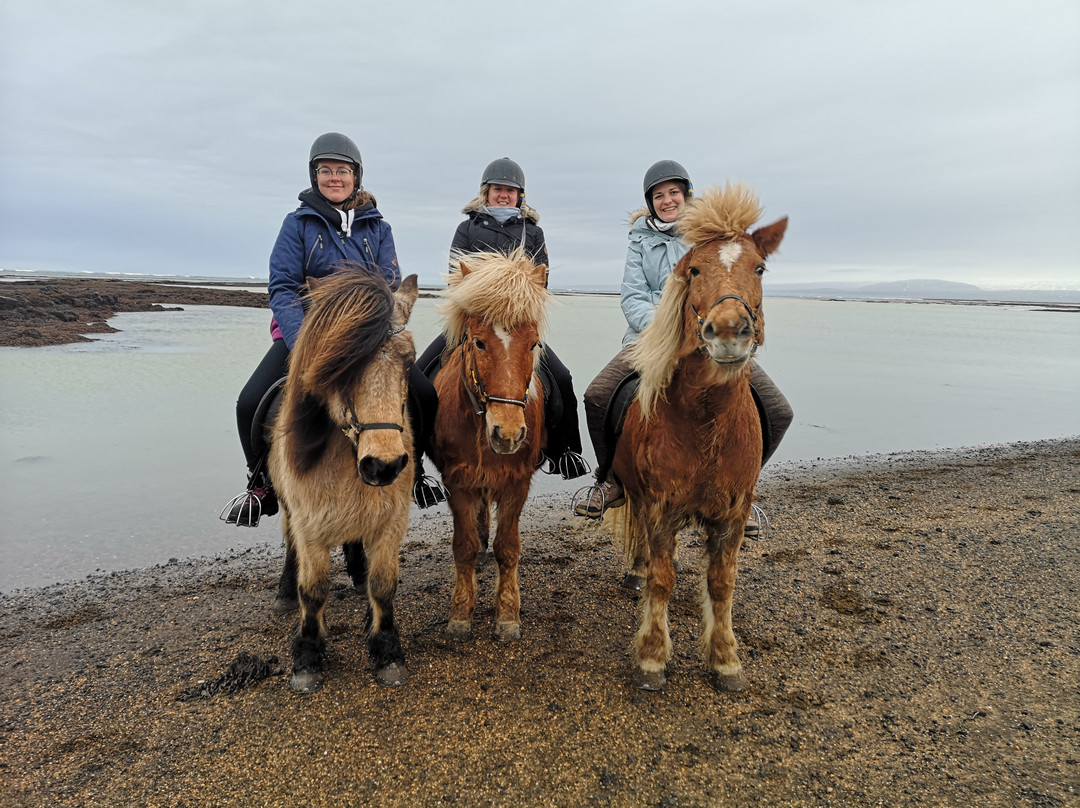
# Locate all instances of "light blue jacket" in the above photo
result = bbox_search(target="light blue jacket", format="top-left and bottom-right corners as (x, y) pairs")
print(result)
(620, 210), (689, 346)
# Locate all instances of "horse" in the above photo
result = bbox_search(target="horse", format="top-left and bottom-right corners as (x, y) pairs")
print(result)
(431, 248), (551, 642)
(267, 269), (420, 693)
(610, 183), (788, 692)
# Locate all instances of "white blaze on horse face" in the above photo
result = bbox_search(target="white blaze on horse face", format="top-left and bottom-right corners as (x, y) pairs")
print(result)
(493, 325), (513, 352)
(717, 242), (743, 273)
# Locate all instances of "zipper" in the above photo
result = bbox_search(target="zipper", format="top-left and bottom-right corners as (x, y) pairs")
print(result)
(305, 234), (324, 271)
(363, 237), (376, 268)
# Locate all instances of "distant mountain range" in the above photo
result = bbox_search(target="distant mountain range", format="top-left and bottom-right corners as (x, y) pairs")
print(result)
(764, 279), (1080, 305)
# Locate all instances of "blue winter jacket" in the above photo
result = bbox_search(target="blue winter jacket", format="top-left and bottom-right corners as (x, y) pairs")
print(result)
(620, 210), (689, 346)
(267, 193), (401, 349)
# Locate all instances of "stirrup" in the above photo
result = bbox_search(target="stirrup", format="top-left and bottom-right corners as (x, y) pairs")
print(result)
(413, 473), (447, 509)
(538, 451), (592, 480)
(572, 482), (623, 520)
(744, 503), (770, 540)
(219, 488), (266, 527)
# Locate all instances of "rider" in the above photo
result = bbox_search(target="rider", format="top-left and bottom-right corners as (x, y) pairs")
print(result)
(415, 157), (588, 488)
(574, 160), (793, 531)
(223, 132), (427, 525)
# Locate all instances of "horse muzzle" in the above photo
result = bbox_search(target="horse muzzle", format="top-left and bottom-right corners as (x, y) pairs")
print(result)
(486, 418), (527, 455)
(357, 453), (409, 486)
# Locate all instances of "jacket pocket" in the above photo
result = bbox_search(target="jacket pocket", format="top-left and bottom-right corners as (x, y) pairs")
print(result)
(305, 233), (324, 272)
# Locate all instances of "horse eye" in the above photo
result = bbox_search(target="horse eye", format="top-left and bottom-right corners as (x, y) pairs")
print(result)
(473, 337), (486, 351)
(755, 264), (767, 277)
(688, 266), (700, 277)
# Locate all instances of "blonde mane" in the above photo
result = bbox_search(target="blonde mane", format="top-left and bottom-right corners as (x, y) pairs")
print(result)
(677, 182), (763, 246)
(629, 183), (763, 418)
(438, 247), (551, 346)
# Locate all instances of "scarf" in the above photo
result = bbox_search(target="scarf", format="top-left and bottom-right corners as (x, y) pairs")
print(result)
(485, 205), (521, 225)
(645, 216), (678, 234)
(298, 188), (373, 238)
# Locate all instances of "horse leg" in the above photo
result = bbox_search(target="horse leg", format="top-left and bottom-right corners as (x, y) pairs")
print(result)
(290, 541), (331, 693)
(343, 542), (368, 592)
(446, 488), (482, 641)
(477, 493), (491, 558)
(363, 532), (408, 686)
(633, 509), (677, 691)
(491, 485), (528, 642)
(273, 512), (299, 614)
(621, 529), (650, 592)
(701, 518), (747, 693)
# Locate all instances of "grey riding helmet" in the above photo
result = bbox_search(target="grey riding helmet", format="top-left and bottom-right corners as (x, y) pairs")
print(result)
(481, 157), (525, 205)
(309, 132), (363, 191)
(643, 159), (693, 216)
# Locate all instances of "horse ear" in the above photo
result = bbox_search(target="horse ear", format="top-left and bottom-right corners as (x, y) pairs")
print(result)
(459, 260), (472, 277)
(751, 216), (788, 257)
(307, 274), (326, 290)
(533, 263), (549, 288)
(395, 274), (419, 320)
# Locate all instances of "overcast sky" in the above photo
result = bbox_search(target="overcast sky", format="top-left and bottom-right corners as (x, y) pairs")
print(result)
(2, 1), (1077, 290)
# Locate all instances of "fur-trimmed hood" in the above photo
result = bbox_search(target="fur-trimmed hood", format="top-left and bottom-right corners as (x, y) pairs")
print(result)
(462, 195), (540, 224)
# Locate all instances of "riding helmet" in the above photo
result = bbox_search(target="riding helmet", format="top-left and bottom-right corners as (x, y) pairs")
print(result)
(309, 132), (363, 191)
(481, 156), (526, 201)
(643, 159), (693, 215)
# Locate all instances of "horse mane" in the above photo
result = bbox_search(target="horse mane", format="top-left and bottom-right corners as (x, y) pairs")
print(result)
(677, 182), (763, 246)
(629, 183), (763, 418)
(438, 247), (551, 345)
(289, 266), (396, 396)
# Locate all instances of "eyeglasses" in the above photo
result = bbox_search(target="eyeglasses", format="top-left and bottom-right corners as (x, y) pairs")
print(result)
(315, 167), (355, 179)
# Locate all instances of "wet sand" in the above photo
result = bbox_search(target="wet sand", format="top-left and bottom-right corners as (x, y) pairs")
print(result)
(1, 438), (1077, 807)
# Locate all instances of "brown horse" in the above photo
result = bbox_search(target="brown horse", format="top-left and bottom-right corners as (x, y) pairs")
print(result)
(431, 248), (551, 642)
(268, 269), (419, 692)
(611, 183), (787, 692)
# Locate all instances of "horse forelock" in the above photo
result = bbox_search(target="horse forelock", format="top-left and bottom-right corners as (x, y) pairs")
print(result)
(438, 248), (550, 345)
(678, 183), (763, 246)
(291, 269), (395, 396)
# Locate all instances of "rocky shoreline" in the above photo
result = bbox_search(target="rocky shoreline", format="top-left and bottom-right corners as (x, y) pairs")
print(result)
(0, 277), (269, 347)
(2, 437), (1077, 807)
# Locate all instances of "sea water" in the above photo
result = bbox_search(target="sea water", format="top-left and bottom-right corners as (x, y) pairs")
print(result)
(1, 296), (1077, 592)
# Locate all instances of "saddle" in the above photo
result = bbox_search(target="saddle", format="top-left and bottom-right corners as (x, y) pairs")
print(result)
(598, 371), (774, 480)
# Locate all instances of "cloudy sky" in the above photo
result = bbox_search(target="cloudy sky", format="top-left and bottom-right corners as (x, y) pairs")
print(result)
(2, 1), (1077, 290)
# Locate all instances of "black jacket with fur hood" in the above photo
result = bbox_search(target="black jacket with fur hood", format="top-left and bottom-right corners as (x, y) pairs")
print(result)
(450, 197), (548, 269)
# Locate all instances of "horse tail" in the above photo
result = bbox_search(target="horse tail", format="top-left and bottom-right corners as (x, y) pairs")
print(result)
(603, 494), (639, 567)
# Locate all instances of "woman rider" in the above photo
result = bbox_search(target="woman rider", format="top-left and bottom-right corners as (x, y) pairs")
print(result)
(575, 160), (793, 534)
(223, 132), (435, 525)
(415, 157), (588, 486)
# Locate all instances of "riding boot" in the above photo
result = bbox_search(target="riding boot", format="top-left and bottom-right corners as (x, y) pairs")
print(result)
(221, 466), (278, 527)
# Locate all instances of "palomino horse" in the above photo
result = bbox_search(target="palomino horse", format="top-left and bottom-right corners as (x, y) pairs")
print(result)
(431, 249), (551, 642)
(268, 269), (419, 692)
(611, 183), (787, 692)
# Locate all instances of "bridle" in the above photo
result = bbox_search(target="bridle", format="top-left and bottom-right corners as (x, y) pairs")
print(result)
(458, 333), (531, 417)
(339, 322), (408, 446)
(687, 259), (763, 357)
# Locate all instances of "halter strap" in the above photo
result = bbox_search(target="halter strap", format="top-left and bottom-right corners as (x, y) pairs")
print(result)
(340, 394), (405, 442)
(688, 292), (762, 356)
(459, 336), (530, 416)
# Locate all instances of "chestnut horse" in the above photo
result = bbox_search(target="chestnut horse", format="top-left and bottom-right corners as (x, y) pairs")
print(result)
(268, 270), (419, 692)
(431, 249), (551, 642)
(611, 183), (787, 692)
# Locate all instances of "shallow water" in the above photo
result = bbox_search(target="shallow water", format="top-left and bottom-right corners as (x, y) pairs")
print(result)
(1, 296), (1077, 592)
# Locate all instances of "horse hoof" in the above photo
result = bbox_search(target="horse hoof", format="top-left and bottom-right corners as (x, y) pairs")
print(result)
(290, 669), (323, 694)
(272, 597), (298, 615)
(709, 669), (747, 693)
(633, 668), (666, 691)
(445, 620), (472, 642)
(375, 663), (409, 687)
(493, 623), (521, 643)
(620, 573), (646, 592)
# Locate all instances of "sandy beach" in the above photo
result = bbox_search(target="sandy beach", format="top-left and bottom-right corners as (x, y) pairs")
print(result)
(1, 437), (1077, 807)
(1, 278), (1077, 806)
